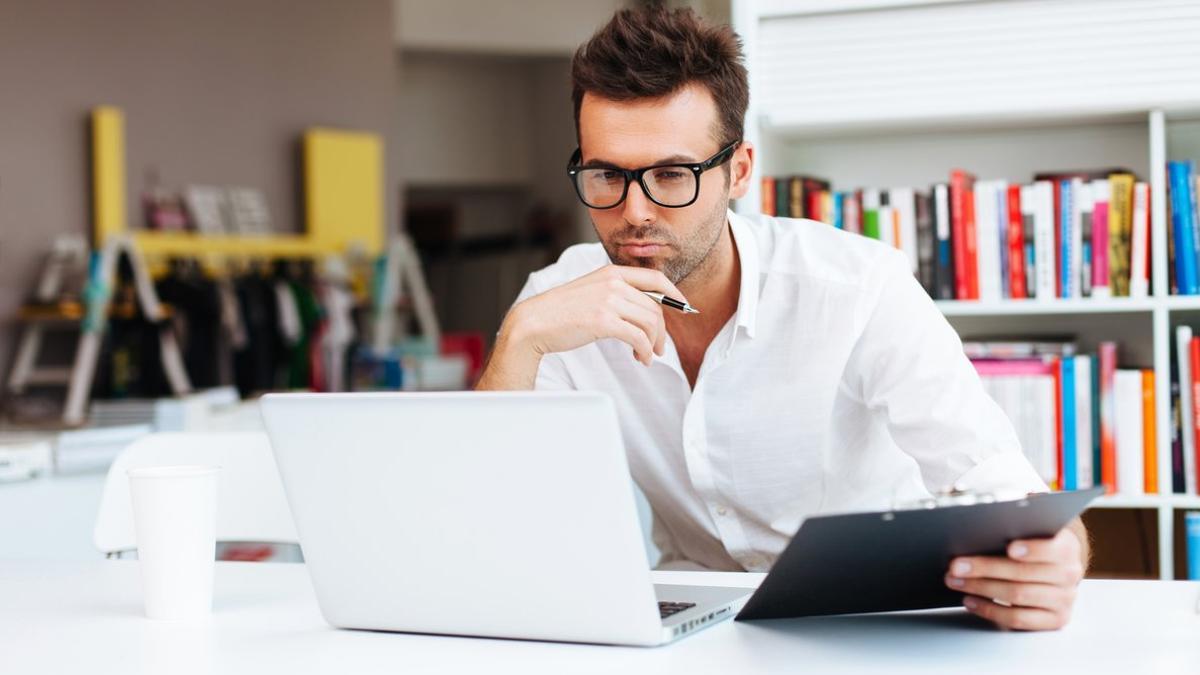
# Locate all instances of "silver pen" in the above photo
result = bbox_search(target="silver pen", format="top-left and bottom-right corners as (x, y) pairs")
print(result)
(642, 291), (699, 314)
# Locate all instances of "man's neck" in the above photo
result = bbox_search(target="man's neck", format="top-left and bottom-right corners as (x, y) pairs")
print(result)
(666, 218), (740, 342)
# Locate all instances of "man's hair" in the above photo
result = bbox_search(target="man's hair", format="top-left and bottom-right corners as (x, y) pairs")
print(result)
(571, 5), (748, 149)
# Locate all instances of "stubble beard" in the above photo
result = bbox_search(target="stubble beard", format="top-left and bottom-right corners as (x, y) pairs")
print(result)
(599, 193), (729, 286)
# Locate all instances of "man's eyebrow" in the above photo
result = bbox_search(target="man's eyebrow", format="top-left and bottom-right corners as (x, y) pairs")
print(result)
(580, 154), (699, 169)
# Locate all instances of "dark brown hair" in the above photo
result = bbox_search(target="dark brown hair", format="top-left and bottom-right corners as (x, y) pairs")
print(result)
(571, 5), (748, 148)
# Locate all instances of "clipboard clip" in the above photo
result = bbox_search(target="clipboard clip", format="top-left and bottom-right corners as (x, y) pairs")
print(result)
(894, 487), (998, 511)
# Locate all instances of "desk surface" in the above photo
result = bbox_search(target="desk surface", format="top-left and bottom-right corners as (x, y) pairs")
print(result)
(3, 560), (1197, 675)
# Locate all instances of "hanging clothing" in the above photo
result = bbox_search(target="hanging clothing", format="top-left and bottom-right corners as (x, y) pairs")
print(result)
(233, 272), (280, 397)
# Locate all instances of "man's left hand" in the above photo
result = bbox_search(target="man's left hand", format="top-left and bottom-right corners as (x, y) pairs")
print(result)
(944, 527), (1085, 631)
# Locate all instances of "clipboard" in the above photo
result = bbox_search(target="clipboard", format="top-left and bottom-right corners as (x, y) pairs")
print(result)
(736, 487), (1103, 621)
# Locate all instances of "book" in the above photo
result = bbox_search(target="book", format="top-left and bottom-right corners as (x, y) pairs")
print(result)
(1075, 355), (1094, 490)
(1108, 173), (1135, 297)
(975, 180), (1003, 302)
(1061, 357), (1078, 490)
(1115, 369), (1145, 496)
(775, 177), (789, 218)
(996, 183), (1011, 300)
(1006, 184), (1027, 299)
(788, 176), (804, 219)
(862, 188), (881, 240)
(1098, 341), (1118, 494)
(1142, 369), (1158, 494)
(1077, 181), (1093, 297)
(844, 191), (862, 235)
(891, 187), (919, 274)
(1090, 179), (1111, 298)
(1031, 181), (1058, 301)
(973, 359), (1059, 486)
(1168, 161), (1198, 295)
(933, 184), (954, 300)
(950, 169), (978, 300)
(1021, 184), (1038, 299)
(761, 177), (776, 216)
(1178, 325), (1198, 495)
(915, 190), (936, 297)
(1129, 182), (1150, 298)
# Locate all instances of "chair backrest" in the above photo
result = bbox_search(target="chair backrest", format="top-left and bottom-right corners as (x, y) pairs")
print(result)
(93, 431), (298, 555)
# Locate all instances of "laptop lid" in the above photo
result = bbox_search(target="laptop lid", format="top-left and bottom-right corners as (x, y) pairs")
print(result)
(261, 391), (664, 645)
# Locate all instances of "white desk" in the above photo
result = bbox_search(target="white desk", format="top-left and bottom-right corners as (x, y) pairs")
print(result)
(3, 560), (1197, 675)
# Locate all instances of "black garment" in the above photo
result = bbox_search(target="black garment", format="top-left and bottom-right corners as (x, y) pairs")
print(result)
(233, 273), (281, 397)
(155, 266), (223, 389)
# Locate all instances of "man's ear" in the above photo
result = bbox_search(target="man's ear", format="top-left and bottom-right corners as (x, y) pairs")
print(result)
(728, 142), (755, 200)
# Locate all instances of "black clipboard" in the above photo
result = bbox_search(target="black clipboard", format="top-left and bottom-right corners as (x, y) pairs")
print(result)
(736, 487), (1103, 621)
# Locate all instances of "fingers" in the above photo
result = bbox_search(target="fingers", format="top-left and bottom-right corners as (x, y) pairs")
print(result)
(945, 574), (1074, 613)
(962, 595), (1069, 631)
(614, 295), (666, 358)
(947, 555), (1082, 587)
(604, 316), (655, 366)
(1008, 528), (1082, 565)
(607, 265), (689, 304)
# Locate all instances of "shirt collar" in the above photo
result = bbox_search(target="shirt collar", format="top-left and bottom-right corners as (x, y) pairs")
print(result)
(727, 209), (760, 339)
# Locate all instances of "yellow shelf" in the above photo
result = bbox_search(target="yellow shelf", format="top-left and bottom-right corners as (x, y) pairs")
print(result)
(130, 232), (332, 258)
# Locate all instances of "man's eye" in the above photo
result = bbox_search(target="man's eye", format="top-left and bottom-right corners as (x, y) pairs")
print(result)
(654, 170), (688, 182)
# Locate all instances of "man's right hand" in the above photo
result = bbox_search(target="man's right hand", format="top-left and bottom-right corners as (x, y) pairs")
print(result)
(476, 265), (689, 390)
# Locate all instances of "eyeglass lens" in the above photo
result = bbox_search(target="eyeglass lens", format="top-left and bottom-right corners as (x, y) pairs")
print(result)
(577, 166), (697, 208)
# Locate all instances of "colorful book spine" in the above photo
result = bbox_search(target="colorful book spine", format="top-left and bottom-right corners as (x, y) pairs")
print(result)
(1115, 369), (1145, 496)
(1109, 173), (1135, 296)
(1168, 162), (1199, 295)
(862, 188), (881, 241)
(832, 192), (844, 230)
(1007, 184), (1027, 299)
(1186, 512), (1200, 580)
(1075, 355), (1094, 490)
(761, 177), (776, 216)
(1061, 357), (1078, 490)
(1052, 356), (1064, 491)
(1142, 369), (1158, 494)
(1078, 181), (1093, 297)
(1193, 336), (1200, 495)
(1129, 182), (1150, 298)
(1178, 325), (1198, 495)
(1059, 179), (1075, 298)
(846, 190), (863, 235)
(1091, 179), (1111, 297)
(1032, 181), (1057, 301)
(915, 190), (935, 297)
(1098, 341), (1118, 494)
(950, 169), (977, 300)
(776, 177), (790, 219)
(934, 184), (954, 300)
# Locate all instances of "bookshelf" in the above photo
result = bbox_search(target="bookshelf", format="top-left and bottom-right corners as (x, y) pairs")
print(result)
(734, 0), (1200, 579)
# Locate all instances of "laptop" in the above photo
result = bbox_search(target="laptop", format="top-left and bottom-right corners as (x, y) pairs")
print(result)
(260, 391), (751, 646)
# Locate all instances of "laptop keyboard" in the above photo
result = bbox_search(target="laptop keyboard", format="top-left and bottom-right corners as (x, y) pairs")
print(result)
(658, 601), (696, 619)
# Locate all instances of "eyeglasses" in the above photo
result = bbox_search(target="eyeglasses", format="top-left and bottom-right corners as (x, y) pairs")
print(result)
(566, 140), (740, 210)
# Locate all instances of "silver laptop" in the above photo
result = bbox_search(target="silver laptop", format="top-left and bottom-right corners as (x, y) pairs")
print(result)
(260, 391), (750, 646)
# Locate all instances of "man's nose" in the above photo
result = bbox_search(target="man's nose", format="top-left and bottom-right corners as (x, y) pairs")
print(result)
(621, 178), (656, 226)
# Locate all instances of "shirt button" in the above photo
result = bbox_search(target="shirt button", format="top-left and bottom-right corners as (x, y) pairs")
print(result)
(715, 505), (728, 516)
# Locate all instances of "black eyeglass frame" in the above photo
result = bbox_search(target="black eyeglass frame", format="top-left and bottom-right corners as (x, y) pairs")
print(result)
(565, 140), (741, 210)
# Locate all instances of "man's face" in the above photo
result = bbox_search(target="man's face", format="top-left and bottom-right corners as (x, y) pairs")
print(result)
(577, 83), (751, 285)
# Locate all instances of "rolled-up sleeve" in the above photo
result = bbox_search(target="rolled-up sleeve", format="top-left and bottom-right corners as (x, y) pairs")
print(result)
(842, 251), (1049, 499)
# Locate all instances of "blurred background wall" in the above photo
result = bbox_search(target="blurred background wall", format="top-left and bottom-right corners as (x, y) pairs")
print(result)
(0, 0), (398, 370)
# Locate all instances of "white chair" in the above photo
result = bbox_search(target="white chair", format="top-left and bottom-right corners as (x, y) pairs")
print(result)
(93, 432), (298, 558)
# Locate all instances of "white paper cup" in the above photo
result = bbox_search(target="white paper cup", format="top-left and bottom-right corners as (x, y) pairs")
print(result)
(128, 465), (220, 621)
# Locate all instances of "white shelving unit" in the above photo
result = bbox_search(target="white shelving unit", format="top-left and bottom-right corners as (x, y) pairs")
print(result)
(734, 0), (1200, 579)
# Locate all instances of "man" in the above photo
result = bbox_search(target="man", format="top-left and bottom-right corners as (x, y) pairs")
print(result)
(476, 6), (1088, 631)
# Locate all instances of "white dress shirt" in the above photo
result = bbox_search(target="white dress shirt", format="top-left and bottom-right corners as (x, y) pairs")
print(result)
(513, 210), (1048, 572)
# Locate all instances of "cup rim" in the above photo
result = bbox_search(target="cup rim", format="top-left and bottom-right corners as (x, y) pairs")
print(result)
(127, 464), (222, 479)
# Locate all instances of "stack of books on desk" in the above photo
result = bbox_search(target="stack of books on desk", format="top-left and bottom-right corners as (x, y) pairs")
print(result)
(761, 168), (1151, 301)
(967, 339), (1155, 495)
